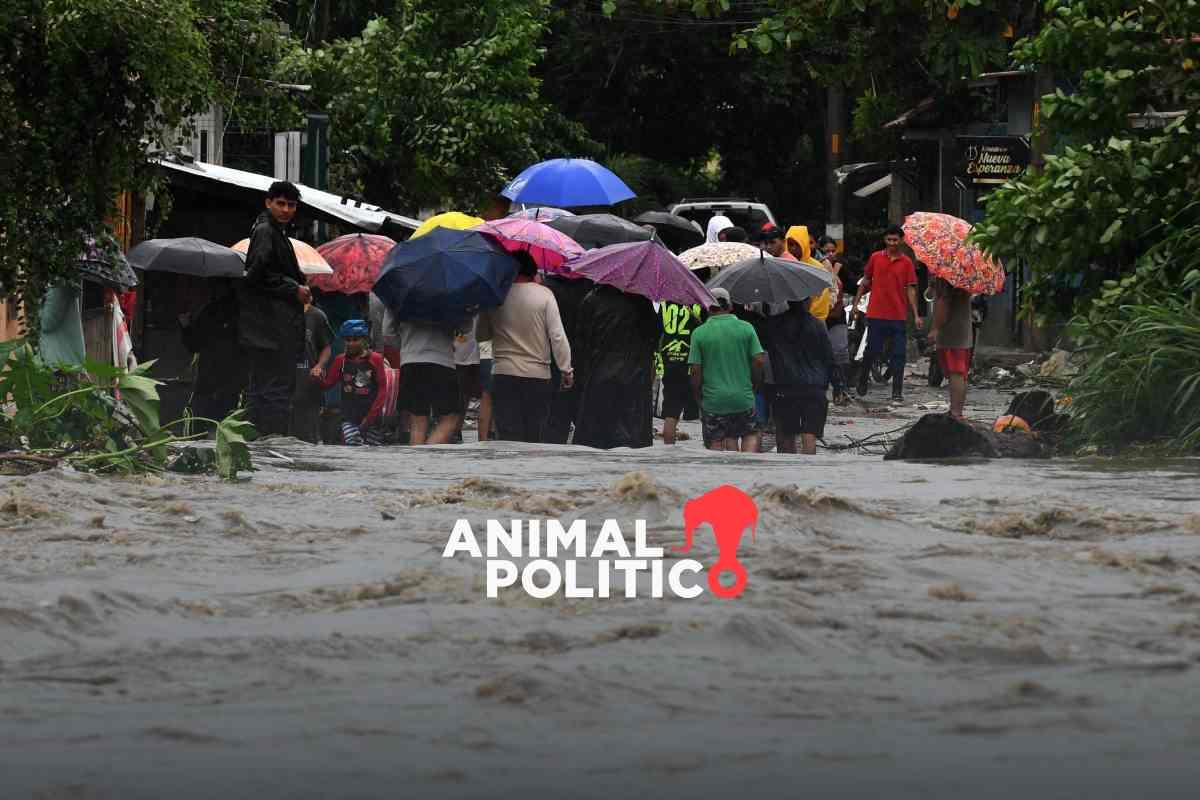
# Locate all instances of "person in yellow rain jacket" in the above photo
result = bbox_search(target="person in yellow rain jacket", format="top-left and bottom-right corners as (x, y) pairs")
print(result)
(785, 226), (833, 321)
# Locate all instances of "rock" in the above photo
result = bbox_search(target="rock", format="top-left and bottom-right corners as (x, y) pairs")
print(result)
(885, 415), (999, 460)
(885, 414), (1047, 461)
(1039, 349), (1075, 378)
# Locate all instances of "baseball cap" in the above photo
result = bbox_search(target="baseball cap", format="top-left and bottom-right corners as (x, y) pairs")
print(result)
(709, 287), (732, 309)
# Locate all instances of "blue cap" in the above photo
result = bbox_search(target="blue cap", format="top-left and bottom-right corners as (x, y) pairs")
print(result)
(340, 319), (370, 338)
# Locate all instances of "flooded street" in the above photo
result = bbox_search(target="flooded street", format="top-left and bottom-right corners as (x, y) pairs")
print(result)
(3, 379), (1200, 799)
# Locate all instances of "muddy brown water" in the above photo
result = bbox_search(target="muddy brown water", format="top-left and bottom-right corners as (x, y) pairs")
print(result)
(2, 384), (1199, 799)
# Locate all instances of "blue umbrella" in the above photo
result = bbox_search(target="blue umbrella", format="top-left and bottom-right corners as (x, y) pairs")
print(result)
(500, 159), (636, 207)
(373, 228), (518, 323)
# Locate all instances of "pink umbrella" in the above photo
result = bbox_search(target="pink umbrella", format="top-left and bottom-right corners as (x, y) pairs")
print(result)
(474, 218), (585, 274)
(564, 240), (714, 307)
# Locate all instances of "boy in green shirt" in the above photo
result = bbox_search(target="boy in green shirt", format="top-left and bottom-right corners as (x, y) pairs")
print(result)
(687, 288), (765, 452)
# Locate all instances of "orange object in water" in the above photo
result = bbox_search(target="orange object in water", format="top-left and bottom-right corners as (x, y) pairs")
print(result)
(993, 415), (1031, 434)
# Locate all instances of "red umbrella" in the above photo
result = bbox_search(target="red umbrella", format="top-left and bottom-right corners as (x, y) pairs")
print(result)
(902, 212), (1005, 295)
(311, 233), (396, 294)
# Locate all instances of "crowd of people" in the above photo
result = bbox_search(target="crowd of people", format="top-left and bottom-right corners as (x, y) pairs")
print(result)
(214, 181), (970, 453)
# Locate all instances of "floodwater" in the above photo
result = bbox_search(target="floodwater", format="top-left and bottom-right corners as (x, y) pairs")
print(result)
(2, 381), (1200, 799)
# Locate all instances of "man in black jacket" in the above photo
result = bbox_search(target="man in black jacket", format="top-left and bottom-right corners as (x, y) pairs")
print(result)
(240, 181), (310, 437)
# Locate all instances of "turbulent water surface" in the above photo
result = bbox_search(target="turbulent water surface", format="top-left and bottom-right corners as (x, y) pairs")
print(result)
(2, 383), (1199, 799)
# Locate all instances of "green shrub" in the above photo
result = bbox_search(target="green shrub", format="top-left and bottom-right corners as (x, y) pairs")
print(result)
(1065, 227), (1200, 451)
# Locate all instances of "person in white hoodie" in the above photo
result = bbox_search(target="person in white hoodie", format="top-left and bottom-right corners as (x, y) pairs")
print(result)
(705, 214), (734, 244)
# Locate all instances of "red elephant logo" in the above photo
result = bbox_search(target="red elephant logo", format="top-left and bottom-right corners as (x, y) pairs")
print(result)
(674, 485), (758, 599)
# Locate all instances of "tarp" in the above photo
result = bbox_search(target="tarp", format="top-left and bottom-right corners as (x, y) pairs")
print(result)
(156, 158), (420, 234)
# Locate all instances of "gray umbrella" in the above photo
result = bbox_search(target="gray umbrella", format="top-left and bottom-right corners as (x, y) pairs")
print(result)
(705, 253), (834, 305)
(127, 237), (246, 279)
(545, 213), (659, 250)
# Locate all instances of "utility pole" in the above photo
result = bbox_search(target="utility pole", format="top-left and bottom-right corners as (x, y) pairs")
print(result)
(826, 85), (846, 252)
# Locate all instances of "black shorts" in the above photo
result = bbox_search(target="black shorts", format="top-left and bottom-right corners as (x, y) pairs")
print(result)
(399, 363), (463, 417)
(660, 364), (691, 419)
(700, 408), (758, 447)
(771, 385), (828, 438)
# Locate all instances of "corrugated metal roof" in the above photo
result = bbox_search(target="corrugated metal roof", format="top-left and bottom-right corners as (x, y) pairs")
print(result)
(157, 158), (420, 232)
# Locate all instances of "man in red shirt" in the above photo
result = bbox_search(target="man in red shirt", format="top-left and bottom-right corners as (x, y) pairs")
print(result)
(852, 225), (923, 402)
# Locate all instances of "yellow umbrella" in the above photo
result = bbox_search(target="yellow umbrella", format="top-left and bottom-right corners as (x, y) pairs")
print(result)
(231, 237), (333, 275)
(410, 211), (484, 240)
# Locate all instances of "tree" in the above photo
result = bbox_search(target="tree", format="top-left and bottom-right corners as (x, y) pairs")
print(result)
(972, 0), (1200, 318)
(280, 0), (590, 212)
(0, 0), (288, 332)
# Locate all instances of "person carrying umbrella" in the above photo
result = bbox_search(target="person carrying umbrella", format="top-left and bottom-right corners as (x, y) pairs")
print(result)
(687, 288), (765, 452)
(852, 225), (922, 403)
(763, 296), (834, 455)
(928, 278), (973, 419)
(239, 181), (311, 437)
(541, 274), (596, 445)
(395, 316), (462, 446)
(571, 283), (660, 449)
(476, 252), (573, 442)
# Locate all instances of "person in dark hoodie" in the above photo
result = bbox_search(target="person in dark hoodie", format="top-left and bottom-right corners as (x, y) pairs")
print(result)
(541, 273), (595, 444)
(764, 297), (833, 455)
(571, 284), (660, 449)
(179, 278), (246, 429)
(239, 181), (310, 437)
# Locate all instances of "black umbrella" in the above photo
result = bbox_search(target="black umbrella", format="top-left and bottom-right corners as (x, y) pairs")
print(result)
(633, 211), (704, 253)
(545, 213), (657, 250)
(79, 236), (138, 289)
(706, 253), (834, 305)
(127, 237), (246, 279)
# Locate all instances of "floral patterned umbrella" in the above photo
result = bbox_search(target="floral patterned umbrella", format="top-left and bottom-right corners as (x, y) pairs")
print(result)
(677, 241), (761, 278)
(474, 218), (585, 274)
(311, 233), (396, 294)
(901, 211), (1005, 295)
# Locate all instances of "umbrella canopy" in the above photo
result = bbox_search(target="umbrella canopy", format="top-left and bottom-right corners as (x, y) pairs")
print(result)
(545, 213), (655, 250)
(564, 240), (713, 307)
(231, 237), (333, 275)
(311, 233), (396, 294)
(707, 252), (835, 305)
(501, 159), (636, 207)
(633, 211), (704, 253)
(127, 237), (245, 279)
(902, 211), (1005, 295)
(474, 218), (584, 274)
(79, 236), (137, 289)
(410, 211), (485, 240)
(508, 206), (575, 222)
(373, 227), (518, 323)
(677, 241), (760, 277)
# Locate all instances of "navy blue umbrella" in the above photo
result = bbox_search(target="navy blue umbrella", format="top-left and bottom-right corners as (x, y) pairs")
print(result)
(373, 228), (519, 323)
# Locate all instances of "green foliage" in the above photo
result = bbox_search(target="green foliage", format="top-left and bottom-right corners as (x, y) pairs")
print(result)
(279, 0), (577, 211)
(603, 154), (718, 215)
(972, 1), (1200, 318)
(214, 410), (255, 480)
(0, 0), (290, 332)
(1064, 229), (1200, 451)
(0, 340), (255, 477)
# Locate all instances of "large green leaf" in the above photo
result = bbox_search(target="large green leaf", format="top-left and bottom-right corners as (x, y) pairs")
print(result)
(214, 411), (256, 481)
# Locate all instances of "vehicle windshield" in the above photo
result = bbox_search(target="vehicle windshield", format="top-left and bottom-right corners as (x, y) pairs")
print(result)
(672, 206), (773, 238)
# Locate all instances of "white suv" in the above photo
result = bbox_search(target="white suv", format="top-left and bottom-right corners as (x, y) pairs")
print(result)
(668, 198), (778, 238)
